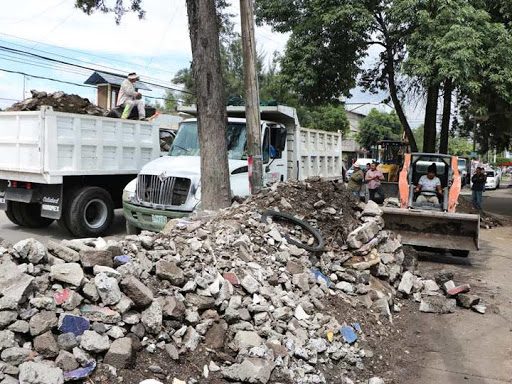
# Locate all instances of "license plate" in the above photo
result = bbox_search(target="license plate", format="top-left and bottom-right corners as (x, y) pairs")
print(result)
(152, 215), (167, 225)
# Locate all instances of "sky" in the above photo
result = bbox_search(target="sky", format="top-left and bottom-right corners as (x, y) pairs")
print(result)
(0, 0), (423, 125)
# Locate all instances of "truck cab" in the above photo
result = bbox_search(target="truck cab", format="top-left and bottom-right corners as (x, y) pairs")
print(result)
(123, 110), (290, 232)
(122, 105), (343, 233)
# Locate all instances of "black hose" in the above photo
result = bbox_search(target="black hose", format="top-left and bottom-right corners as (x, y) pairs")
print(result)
(261, 210), (325, 253)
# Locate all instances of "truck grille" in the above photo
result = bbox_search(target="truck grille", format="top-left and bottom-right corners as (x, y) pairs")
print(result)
(136, 175), (190, 206)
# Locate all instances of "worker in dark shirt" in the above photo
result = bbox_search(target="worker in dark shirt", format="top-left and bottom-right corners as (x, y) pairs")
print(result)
(471, 167), (486, 210)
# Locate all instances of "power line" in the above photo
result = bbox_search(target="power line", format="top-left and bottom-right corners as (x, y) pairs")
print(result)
(0, 67), (97, 89)
(0, 37), (176, 86)
(0, 45), (193, 95)
(0, 32), (178, 76)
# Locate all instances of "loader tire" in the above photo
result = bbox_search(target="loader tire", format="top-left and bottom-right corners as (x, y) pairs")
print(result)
(5, 202), (21, 226)
(261, 210), (325, 253)
(63, 186), (114, 238)
(11, 202), (54, 228)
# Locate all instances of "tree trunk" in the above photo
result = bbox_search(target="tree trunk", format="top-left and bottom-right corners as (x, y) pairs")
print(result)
(423, 83), (440, 153)
(186, 0), (231, 210)
(385, 46), (418, 152)
(439, 78), (453, 154)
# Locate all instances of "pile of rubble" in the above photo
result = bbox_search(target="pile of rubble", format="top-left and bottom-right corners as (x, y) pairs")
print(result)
(395, 260), (485, 315)
(0, 178), (471, 384)
(5, 90), (105, 116)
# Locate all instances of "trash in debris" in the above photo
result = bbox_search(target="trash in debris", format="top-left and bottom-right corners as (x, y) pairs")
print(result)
(58, 315), (90, 336)
(447, 284), (471, 296)
(311, 269), (331, 287)
(340, 326), (358, 344)
(472, 305), (486, 314)
(353, 322), (362, 333)
(63, 360), (96, 381)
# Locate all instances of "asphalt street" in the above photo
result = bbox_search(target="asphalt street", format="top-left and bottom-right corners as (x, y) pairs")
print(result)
(460, 178), (512, 218)
(0, 179), (510, 244)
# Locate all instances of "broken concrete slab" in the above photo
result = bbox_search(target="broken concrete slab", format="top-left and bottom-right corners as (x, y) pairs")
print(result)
(419, 296), (457, 314)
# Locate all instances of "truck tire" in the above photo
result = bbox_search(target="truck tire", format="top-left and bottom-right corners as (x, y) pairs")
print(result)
(5, 202), (21, 226)
(126, 221), (141, 235)
(11, 202), (54, 228)
(63, 187), (114, 238)
(260, 210), (325, 253)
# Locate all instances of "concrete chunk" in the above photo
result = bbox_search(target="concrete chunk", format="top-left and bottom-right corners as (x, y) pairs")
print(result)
(120, 275), (153, 308)
(104, 337), (133, 369)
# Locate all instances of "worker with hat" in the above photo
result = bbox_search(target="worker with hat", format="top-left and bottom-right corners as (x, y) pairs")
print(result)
(348, 162), (365, 199)
(117, 72), (146, 120)
(415, 163), (443, 204)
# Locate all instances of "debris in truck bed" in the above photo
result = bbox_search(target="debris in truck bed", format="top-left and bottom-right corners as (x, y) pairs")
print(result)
(5, 90), (105, 116)
(0, 178), (485, 384)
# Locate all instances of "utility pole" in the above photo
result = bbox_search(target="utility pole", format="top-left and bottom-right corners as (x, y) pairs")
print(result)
(240, 0), (263, 193)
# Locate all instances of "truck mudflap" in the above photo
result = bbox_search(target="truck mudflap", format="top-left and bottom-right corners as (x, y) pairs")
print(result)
(0, 180), (7, 211)
(382, 207), (480, 252)
(40, 184), (63, 220)
(123, 201), (190, 232)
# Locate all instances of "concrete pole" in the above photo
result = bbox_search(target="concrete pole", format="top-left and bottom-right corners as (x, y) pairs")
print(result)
(240, 0), (263, 193)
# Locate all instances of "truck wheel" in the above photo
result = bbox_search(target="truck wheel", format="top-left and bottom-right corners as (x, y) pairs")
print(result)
(5, 202), (21, 226)
(64, 187), (114, 238)
(11, 202), (54, 228)
(126, 221), (141, 235)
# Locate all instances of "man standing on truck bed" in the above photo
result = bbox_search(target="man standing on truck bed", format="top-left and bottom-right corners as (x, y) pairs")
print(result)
(118, 72), (146, 120)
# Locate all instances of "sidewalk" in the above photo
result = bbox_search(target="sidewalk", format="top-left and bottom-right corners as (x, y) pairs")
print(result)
(399, 226), (512, 383)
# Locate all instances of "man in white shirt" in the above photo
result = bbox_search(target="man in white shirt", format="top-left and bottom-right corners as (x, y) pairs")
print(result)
(415, 163), (443, 204)
(117, 73), (146, 120)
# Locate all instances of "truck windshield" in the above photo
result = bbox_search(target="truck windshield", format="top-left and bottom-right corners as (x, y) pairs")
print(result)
(169, 121), (248, 159)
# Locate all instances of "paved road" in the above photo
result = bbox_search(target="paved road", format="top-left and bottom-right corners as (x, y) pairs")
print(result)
(0, 209), (126, 244)
(460, 178), (512, 217)
(401, 226), (512, 384)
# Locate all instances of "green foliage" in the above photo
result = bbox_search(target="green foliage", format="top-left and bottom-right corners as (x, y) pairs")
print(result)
(297, 104), (349, 133)
(74, 0), (144, 23)
(357, 109), (402, 150)
(255, 0), (374, 105)
(412, 125), (472, 156)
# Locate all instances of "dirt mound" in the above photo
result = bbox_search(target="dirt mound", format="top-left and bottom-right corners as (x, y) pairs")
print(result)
(457, 196), (501, 228)
(6, 90), (105, 116)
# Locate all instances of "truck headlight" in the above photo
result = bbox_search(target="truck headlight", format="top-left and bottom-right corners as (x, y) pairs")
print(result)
(194, 185), (201, 200)
(123, 178), (138, 202)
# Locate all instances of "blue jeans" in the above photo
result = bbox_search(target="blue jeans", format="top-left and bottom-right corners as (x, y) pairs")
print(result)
(472, 190), (483, 210)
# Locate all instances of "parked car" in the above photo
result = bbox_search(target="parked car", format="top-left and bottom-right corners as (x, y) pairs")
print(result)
(485, 170), (500, 190)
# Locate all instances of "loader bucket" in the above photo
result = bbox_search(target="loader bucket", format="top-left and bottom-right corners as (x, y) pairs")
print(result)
(381, 207), (480, 252)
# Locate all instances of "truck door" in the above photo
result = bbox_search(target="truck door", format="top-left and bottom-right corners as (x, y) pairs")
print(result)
(262, 123), (288, 185)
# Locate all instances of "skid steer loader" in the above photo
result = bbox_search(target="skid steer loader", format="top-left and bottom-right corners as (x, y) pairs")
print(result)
(381, 153), (480, 254)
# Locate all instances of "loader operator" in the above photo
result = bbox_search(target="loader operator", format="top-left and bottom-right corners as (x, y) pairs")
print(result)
(117, 72), (146, 120)
(415, 163), (443, 204)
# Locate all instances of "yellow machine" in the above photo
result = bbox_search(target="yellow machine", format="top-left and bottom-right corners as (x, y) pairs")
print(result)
(376, 140), (410, 182)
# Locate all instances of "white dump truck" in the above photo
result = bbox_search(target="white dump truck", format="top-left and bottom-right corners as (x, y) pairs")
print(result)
(0, 106), (164, 237)
(123, 105), (343, 233)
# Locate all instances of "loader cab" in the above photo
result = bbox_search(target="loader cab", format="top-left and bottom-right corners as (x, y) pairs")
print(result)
(406, 154), (457, 212)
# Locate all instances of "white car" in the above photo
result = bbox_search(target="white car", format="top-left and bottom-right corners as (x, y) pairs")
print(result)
(485, 170), (500, 190)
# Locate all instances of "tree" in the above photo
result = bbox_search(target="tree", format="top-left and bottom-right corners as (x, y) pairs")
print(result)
(77, 0), (232, 211)
(357, 109), (401, 150)
(255, 0), (419, 152)
(298, 104), (349, 133)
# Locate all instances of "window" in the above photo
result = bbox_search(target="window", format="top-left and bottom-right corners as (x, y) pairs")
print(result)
(170, 121), (247, 159)
(159, 130), (175, 154)
(263, 124), (285, 163)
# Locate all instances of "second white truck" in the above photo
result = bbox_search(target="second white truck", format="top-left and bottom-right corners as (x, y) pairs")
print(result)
(123, 105), (343, 233)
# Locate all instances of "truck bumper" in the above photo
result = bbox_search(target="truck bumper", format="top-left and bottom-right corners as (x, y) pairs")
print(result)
(123, 201), (191, 232)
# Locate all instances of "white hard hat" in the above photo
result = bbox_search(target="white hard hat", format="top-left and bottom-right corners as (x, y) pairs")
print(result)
(354, 162), (361, 168)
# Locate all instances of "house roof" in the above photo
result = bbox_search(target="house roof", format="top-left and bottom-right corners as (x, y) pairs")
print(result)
(84, 71), (151, 91)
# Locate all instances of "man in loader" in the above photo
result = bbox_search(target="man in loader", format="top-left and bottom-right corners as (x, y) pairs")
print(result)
(117, 72), (146, 120)
(415, 163), (443, 204)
